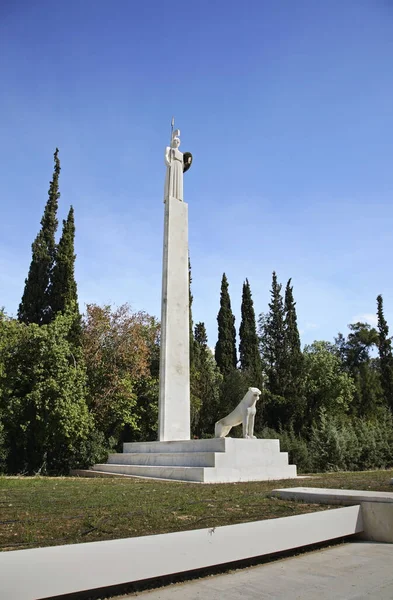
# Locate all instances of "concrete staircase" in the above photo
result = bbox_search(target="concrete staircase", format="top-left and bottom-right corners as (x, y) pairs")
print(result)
(90, 438), (297, 483)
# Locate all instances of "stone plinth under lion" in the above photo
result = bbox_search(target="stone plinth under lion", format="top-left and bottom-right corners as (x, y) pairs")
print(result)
(89, 382), (297, 483)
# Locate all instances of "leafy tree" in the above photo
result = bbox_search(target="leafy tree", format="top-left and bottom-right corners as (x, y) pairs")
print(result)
(239, 279), (262, 385)
(0, 310), (92, 474)
(215, 273), (237, 375)
(377, 294), (393, 410)
(335, 322), (379, 370)
(303, 341), (355, 429)
(192, 322), (222, 437)
(335, 322), (382, 417)
(18, 149), (60, 325)
(82, 304), (160, 443)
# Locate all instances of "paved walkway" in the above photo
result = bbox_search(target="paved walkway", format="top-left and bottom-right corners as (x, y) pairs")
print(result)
(128, 542), (393, 599)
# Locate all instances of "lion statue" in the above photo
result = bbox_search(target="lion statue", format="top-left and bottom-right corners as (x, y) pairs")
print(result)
(214, 387), (262, 439)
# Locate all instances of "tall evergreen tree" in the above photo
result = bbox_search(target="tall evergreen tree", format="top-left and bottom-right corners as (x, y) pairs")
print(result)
(50, 206), (79, 316)
(194, 321), (208, 350)
(215, 273), (237, 375)
(239, 279), (262, 383)
(283, 278), (305, 427)
(284, 279), (301, 360)
(193, 322), (222, 437)
(18, 149), (60, 325)
(260, 271), (286, 397)
(377, 294), (393, 410)
(49, 206), (81, 344)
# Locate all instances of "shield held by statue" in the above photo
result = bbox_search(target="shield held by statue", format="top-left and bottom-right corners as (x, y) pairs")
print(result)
(183, 152), (193, 173)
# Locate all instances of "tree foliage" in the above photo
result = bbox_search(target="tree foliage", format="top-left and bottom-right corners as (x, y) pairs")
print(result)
(259, 273), (301, 429)
(0, 310), (91, 474)
(50, 207), (79, 312)
(82, 304), (160, 443)
(282, 278), (305, 429)
(260, 272), (286, 397)
(377, 294), (393, 410)
(303, 341), (355, 428)
(335, 322), (382, 416)
(191, 322), (222, 437)
(215, 273), (237, 375)
(50, 206), (81, 346)
(239, 279), (262, 384)
(18, 149), (60, 325)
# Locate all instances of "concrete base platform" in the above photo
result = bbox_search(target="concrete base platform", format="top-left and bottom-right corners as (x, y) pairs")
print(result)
(131, 542), (393, 600)
(89, 438), (297, 483)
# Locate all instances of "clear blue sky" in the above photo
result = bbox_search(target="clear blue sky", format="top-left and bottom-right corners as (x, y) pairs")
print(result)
(1, 0), (393, 347)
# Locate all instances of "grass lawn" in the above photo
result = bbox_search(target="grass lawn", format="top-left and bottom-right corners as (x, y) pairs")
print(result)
(1, 469), (392, 552)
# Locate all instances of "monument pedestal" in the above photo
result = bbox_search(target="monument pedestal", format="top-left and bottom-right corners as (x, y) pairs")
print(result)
(159, 195), (190, 441)
(90, 438), (297, 483)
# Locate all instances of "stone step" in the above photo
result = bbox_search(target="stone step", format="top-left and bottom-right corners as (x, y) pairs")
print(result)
(122, 438), (281, 454)
(88, 439), (297, 483)
(107, 451), (290, 468)
(203, 464), (298, 484)
(91, 463), (205, 482)
(91, 462), (298, 483)
(107, 452), (216, 467)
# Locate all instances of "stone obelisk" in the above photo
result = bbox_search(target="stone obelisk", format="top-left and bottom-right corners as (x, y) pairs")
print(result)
(158, 126), (192, 441)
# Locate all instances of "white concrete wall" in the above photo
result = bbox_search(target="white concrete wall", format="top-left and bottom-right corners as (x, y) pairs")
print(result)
(0, 506), (362, 600)
(359, 502), (393, 543)
(271, 487), (393, 505)
(158, 196), (190, 441)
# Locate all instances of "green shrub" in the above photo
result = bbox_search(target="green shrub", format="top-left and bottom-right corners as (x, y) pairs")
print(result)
(0, 312), (92, 474)
(259, 408), (393, 473)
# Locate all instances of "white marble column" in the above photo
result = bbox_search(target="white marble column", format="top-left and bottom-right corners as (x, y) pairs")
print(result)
(158, 194), (190, 441)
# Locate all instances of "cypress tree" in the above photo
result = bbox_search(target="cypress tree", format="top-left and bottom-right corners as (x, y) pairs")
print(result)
(283, 278), (304, 427)
(377, 294), (393, 410)
(50, 207), (79, 312)
(193, 321), (222, 437)
(50, 206), (81, 346)
(195, 321), (208, 352)
(18, 148), (60, 325)
(284, 279), (301, 359)
(261, 271), (286, 396)
(215, 273), (237, 375)
(239, 279), (262, 383)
